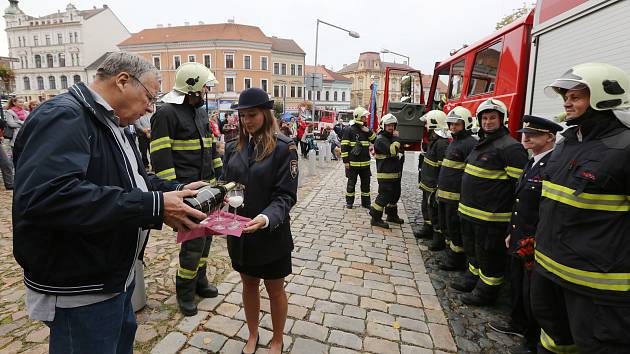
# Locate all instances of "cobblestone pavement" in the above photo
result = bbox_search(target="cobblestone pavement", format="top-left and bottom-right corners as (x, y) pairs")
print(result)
(400, 152), (520, 354)
(2, 153), (463, 354)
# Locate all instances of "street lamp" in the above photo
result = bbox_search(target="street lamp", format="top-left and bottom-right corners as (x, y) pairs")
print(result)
(381, 48), (410, 66)
(312, 19), (359, 124)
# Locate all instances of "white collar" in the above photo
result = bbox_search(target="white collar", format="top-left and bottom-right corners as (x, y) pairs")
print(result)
(533, 148), (553, 166)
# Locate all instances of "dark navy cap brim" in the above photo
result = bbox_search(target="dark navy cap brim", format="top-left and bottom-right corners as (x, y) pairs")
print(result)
(234, 100), (274, 110)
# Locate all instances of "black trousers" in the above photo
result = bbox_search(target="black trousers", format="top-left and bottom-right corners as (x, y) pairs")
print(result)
(461, 220), (507, 287)
(177, 235), (213, 283)
(346, 168), (371, 206)
(428, 191), (440, 233)
(439, 202), (463, 253)
(137, 133), (150, 168)
(420, 189), (432, 227)
(509, 256), (539, 349)
(531, 270), (630, 354)
(371, 180), (401, 219)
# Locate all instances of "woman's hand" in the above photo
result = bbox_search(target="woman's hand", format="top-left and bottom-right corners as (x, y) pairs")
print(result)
(242, 215), (267, 234)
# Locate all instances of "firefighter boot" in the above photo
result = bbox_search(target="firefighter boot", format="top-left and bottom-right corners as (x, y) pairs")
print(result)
(369, 207), (390, 229)
(461, 282), (500, 306)
(428, 230), (446, 251)
(385, 206), (405, 224)
(439, 249), (466, 271)
(413, 223), (433, 239)
(176, 276), (198, 316)
(196, 266), (219, 298)
(450, 271), (478, 292)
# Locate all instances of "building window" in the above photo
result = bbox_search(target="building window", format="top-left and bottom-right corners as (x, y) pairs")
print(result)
(273, 85), (280, 97)
(34, 55), (42, 68)
(261, 79), (268, 93)
(57, 33), (63, 44)
(316, 91), (321, 101)
(187, 55), (195, 63)
(203, 54), (211, 68)
(325, 91), (330, 101)
(152, 55), (160, 70)
(225, 54), (234, 69)
(244, 55), (251, 70)
(69, 33), (73, 43)
(36, 76), (44, 90)
(298, 86), (303, 98)
(342, 91), (346, 101)
(17, 37), (21, 47)
(290, 64), (296, 76)
(60, 75), (68, 89)
(308, 90), (312, 100)
(46, 54), (54, 68)
(58, 53), (65, 67)
(173, 55), (181, 69)
(45, 34), (51, 45)
(23, 56), (28, 68)
(225, 77), (234, 92)
(261, 57), (268, 71)
(290, 86), (295, 98)
(298, 65), (303, 76)
(23, 77), (30, 90)
(75, 54), (79, 66)
(468, 41), (503, 96)
(334, 91), (338, 101)
(448, 58), (466, 99)
(273, 63), (279, 75)
(244, 78), (252, 89)
(74, 32), (78, 43)
(73, 75), (81, 84)
(33, 35), (38, 46)
(281, 63), (287, 75)
(48, 76), (56, 89)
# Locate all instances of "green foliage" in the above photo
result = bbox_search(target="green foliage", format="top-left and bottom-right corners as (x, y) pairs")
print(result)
(273, 101), (284, 118)
(496, 2), (535, 30)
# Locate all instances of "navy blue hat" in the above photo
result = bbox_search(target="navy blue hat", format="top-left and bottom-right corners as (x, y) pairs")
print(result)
(517, 115), (563, 134)
(234, 88), (274, 110)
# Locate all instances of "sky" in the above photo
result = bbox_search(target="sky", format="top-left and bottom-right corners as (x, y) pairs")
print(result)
(0, 0), (529, 74)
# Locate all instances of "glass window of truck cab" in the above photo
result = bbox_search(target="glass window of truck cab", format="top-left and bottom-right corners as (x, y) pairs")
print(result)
(448, 59), (466, 100)
(468, 41), (503, 96)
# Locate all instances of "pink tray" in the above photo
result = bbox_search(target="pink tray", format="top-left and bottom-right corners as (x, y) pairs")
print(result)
(177, 211), (252, 243)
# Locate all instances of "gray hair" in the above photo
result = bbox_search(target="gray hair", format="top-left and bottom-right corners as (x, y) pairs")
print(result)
(96, 52), (160, 82)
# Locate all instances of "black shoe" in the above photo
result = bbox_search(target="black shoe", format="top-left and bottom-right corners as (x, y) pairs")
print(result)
(439, 250), (466, 271)
(5, 186), (13, 190)
(386, 215), (405, 224)
(361, 204), (371, 209)
(508, 342), (535, 354)
(371, 218), (390, 229)
(450, 275), (477, 292)
(414, 224), (433, 239)
(487, 321), (525, 338)
(346, 204), (353, 209)
(461, 283), (500, 306)
(196, 266), (219, 298)
(176, 277), (198, 316)
(241, 334), (260, 354)
(428, 232), (445, 251)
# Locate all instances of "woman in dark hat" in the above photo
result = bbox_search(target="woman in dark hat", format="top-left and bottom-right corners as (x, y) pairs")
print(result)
(222, 87), (298, 354)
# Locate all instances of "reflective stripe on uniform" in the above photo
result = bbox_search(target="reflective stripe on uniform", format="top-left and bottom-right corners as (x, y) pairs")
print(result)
(390, 141), (401, 155)
(341, 152), (349, 158)
(150, 136), (172, 153)
(377, 172), (401, 179)
(464, 164), (509, 180)
(479, 270), (504, 286)
(202, 137), (213, 148)
(349, 161), (370, 167)
(172, 139), (202, 151)
(423, 157), (441, 167)
(156, 168), (176, 180)
(212, 157), (223, 168)
(361, 192), (370, 197)
(458, 203), (511, 222)
(341, 140), (351, 146)
(505, 166), (524, 179)
(469, 263), (479, 276)
(419, 181), (436, 192)
(535, 251), (630, 291)
(424, 220), (432, 226)
(368, 132), (377, 142)
(540, 329), (578, 354)
(375, 154), (388, 160)
(177, 266), (197, 280)
(442, 158), (466, 169)
(198, 257), (208, 267)
(437, 189), (460, 201)
(542, 181), (630, 212)
(450, 242), (464, 253)
(204, 178), (217, 185)
(371, 203), (384, 211)
(346, 192), (355, 197)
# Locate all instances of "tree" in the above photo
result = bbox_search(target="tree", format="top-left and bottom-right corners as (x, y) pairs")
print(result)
(273, 101), (284, 118)
(496, 2), (535, 30)
(0, 64), (14, 92)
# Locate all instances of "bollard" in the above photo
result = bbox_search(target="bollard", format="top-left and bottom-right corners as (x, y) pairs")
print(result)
(297, 163), (305, 186)
(307, 149), (317, 175)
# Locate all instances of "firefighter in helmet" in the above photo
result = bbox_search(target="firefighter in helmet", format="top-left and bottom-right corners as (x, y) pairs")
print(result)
(415, 110), (450, 251)
(341, 106), (376, 209)
(531, 63), (630, 353)
(369, 113), (405, 228)
(436, 106), (476, 271)
(451, 98), (528, 306)
(150, 62), (222, 316)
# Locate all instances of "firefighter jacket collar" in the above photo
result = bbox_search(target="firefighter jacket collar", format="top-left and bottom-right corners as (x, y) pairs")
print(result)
(161, 89), (186, 104)
(452, 129), (472, 140)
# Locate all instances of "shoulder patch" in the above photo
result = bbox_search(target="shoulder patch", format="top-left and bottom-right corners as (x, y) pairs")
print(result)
(290, 159), (298, 179)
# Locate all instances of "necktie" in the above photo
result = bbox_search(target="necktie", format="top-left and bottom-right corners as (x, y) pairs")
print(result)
(248, 139), (256, 163)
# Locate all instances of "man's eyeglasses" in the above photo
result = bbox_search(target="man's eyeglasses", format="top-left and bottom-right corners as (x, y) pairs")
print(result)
(130, 75), (160, 105)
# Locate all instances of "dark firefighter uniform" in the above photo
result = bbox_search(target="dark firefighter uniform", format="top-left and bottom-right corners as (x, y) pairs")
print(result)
(370, 130), (404, 221)
(532, 112), (630, 353)
(436, 129), (476, 269)
(150, 102), (223, 309)
(457, 127), (528, 303)
(419, 133), (449, 248)
(341, 122), (376, 207)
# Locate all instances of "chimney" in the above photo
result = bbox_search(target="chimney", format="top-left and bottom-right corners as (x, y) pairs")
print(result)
(227, 18), (235, 24)
(157, 24), (163, 28)
(103, 4), (108, 8)
(184, 21), (190, 26)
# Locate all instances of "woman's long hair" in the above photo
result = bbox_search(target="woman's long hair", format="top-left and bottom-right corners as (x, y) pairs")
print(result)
(236, 108), (279, 161)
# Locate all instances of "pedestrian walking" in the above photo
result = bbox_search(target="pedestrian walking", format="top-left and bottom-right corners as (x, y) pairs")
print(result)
(4, 97), (28, 158)
(222, 87), (298, 354)
(134, 110), (152, 169)
(326, 126), (340, 160)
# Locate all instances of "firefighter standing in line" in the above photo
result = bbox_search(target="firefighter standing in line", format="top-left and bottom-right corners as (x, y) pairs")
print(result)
(416, 110), (450, 251)
(341, 107), (376, 209)
(369, 113), (405, 228)
(150, 63), (223, 316)
(451, 98), (528, 306)
(487, 115), (563, 354)
(531, 63), (630, 353)
(436, 107), (476, 271)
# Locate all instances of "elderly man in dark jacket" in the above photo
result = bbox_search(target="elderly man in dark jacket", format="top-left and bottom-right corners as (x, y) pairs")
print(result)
(12, 52), (208, 354)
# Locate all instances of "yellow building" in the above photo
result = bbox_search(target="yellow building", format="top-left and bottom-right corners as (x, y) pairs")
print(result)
(269, 36), (305, 113)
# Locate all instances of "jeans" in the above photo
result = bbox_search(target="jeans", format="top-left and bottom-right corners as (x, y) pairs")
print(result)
(0, 141), (13, 188)
(46, 281), (137, 354)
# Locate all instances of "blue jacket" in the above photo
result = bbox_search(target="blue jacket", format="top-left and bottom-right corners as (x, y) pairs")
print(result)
(12, 83), (182, 295)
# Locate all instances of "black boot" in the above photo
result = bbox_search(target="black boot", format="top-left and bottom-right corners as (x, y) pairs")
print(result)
(450, 272), (478, 292)
(361, 197), (371, 209)
(385, 214), (405, 224)
(196, 266), (219, 298)
(428, 230), (445, 251)
(413, 223), (433, 239)
(371, 217), (390, 229)
(461, 282), (500, 306)
(439, 250), (466, 271)
(176, 276), (198, 316)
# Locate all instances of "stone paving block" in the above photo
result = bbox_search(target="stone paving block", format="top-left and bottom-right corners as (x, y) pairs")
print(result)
(425, 309), (447, 324)
(203, 315), (244, 337)
(260, 313), (294, 333)
(301, 269), (325, 278)
(364, 279), (395, 292)
(314, 299), (344, 315)
(323, 314), (365, 334)
(328, 330), (363, 350)
(176, 311), (208, 333)
(318, 256), (334, 264)
(333, 283), (371, 297)
(401, 330), (433, 348)
(360, 297), (390, 313)
(340, 275), (364, 286)
(383, 268), (413, 278)
(390, 276), (416, 287)
(151, 332), (187, 354)
(330, 348), (361, 354)
(291, 275), (314, 286)
(285, 283), (309, 295)
(421, 294), (442, 310)
(397, 317), (429, 333)
(373, 259), (392, 268)
(293, 251), (319, 261)
(217, 338), (245, 354)
(367, 322), (400, 341)
(291, 320), (329, 341)
(188, 331), (228, 352)
(416, 281), (436, 295)
(236, 326), (272, 346)
(395, 285), (420, 297)
(325, 271), (342, 282)
(216, 303), (241, 318)
(339, 267), (364, 278)
(25, 326), (49, 342)
(347, 255), (372, 263)
(136, 324), (158, 343)
(307, 287), (331, 300)
(401, 344), (433, 354)
(223, 292), (243, 306)
(388, 304), (425, 321)
(330, 291), (359, 305)
(396, 295), (423, 308)
(288, 294), (315, 308)
(332, 259), (352, 267)
(309, 310), (325, 324)
(342, 305), (367, 319)
(366, 251), (388, 260)
(366, 311), (396, 326)
(363, 337), (400, 354)
(429, 323), (458, 352)
(370, 289), (396, 303)
(217, 282), (235, 295)
(291, 338), (329, 354)
(287, 304), (309, 319)
(319, 264), (339, 274)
